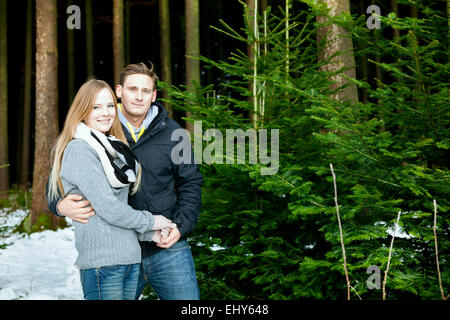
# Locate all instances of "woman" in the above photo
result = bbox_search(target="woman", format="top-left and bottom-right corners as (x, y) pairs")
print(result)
(48, 79), (174, 300)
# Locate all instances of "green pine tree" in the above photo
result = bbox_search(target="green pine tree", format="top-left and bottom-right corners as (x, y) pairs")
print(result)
(161, 0), (449, 300)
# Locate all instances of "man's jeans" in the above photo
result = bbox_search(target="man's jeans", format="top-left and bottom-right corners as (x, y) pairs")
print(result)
(80, 263), (140, 300)
(136, 240), (200, 300)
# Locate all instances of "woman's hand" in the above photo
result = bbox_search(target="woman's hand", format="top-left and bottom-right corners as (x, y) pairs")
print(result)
(151, 215), (177, 230)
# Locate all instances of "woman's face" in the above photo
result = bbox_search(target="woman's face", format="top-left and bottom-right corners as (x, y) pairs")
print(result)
(84, 88), (116, 134)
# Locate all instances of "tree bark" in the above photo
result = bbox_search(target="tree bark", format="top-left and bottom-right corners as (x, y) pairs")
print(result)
(19, 0), (33, 189)
(316, 0), (358, 104)
(185, 0), (200, 133)
(359, 0), (367, 103)
(371, 0), (383, 103)
(113, 0), (125, 85)
(390, 0), (400, 39)
(246, 0), (257, 127)
(260, 0), (267, 13)
(159, 0), (173, 118)
(67, 0), (75, 105)
(31, 0), (61, 229)
(125, 0), (130, 65)
(0, 0), (9, 199)
(85, 0), (95, 77)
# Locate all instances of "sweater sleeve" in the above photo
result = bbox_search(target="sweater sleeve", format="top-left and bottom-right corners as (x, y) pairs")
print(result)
(45, 178), (64, 217)
(137, 230), (156, 242)
(61, 139), (155, 233)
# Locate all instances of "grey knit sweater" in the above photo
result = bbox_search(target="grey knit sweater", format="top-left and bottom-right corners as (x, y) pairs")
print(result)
(60, 138), (155, 270)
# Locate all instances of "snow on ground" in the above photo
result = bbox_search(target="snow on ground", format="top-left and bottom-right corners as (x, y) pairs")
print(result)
(0, 208), (82, 300)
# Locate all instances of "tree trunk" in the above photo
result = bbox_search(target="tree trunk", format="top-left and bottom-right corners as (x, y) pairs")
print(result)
(125, 0), (130, 65)
(113, 0), (125, 85)
(19, 0), (33, 189)
(316, 0), (358, 104)
(185, 0), (200, 133)
(0, 0), (9, 199)
(159, 0), (173, 118)
(260, 0), (267, 13)
(359, 0), (367, 104)
(246, 0), (257, 127)
(67, 0), (75, 105)
(390, 0), (400, 40)
(31, 0), (61, 230)
(371, 0), (383, 100)
(85, 0), (94, 77)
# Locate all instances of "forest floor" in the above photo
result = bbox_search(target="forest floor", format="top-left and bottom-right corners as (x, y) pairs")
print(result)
(0, 208), (83, 300)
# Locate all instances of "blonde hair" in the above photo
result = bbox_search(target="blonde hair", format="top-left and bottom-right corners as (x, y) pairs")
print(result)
(48, 79), (141, 201)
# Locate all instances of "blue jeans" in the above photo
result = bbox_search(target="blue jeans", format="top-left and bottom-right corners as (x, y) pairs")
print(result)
(136, 240), (200, 300)
(80, 263), (140, 300)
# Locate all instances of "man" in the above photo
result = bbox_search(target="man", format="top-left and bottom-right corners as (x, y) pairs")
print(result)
(47, 62), (203, 300)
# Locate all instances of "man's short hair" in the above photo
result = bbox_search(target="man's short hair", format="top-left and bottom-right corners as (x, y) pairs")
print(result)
(119, 62), (159, 90)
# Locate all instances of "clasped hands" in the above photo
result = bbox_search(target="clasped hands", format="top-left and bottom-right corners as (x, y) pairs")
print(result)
(57, 194), (181, 248)
(151, 215), (180, 248)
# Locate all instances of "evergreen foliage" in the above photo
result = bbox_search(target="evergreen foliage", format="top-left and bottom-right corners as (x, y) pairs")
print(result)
(162, 0), (449, 299)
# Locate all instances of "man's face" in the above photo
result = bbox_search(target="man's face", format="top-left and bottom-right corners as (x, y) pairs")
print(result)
(116, 74), (157, 121)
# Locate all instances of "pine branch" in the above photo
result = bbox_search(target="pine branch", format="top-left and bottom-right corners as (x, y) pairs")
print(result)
(433, 199), (447, 300)
(330, 163), (351, 300)
(408, 30), (436, 136)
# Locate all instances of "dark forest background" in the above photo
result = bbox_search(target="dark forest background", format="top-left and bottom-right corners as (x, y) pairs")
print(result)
(4, 0), (248, 185)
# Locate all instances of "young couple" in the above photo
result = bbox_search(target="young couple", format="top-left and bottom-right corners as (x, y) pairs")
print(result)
(47, 62), (203, 300)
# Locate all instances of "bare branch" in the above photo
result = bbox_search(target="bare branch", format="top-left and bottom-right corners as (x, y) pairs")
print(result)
(382, 210), (402, 300)
(330, 163), (351, 300)
(350, 285), (362, 300)
(433, 199), (447, 300)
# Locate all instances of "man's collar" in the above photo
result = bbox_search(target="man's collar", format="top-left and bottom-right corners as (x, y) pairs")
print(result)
(117, 103), (159, 142)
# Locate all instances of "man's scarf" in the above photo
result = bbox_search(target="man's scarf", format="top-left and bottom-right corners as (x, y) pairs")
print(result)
(74, 122), (139, 188)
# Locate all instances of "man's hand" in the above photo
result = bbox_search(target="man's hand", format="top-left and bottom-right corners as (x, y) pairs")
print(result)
(148, 227), (171, 244)
(157, 227), (181, 249)
(151, 230), (162, 243)
(160, 227), (170, 239)
(57, 194), (95, 224)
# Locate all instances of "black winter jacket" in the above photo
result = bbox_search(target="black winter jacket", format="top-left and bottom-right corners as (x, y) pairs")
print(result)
(47, 102), (203, 258)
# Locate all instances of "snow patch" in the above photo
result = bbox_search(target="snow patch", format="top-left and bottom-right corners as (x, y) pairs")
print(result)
(374, 219), (414, 239)
(0, 209), (82, 300)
